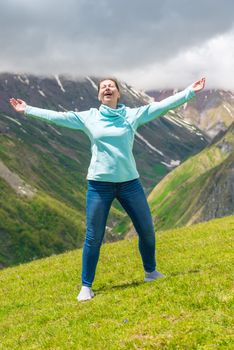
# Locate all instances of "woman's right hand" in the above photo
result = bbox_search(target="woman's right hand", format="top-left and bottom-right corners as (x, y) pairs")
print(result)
(9, 98), (27, 113)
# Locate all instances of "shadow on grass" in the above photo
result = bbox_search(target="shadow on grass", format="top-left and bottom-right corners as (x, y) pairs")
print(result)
(95, 280), (144, 293)
(88, 269), (201, 294)
(169, 269), (201, 277)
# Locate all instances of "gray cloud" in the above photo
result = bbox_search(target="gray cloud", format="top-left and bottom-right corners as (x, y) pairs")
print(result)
(0, 0), (234, 88)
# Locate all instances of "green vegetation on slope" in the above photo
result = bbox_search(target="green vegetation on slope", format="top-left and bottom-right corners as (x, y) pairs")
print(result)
(0, 178), (85, 267)
(0, 128), (126, 268)
(147, 133), (233, 231)
(0, 215), (233, 349)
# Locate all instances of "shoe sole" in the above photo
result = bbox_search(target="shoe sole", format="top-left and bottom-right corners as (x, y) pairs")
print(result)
(77, 291), (95, 302)
(144, 276), (165, 282)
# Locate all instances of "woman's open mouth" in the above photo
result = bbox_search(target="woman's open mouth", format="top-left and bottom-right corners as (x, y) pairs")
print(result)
(104, 92), (112, 97)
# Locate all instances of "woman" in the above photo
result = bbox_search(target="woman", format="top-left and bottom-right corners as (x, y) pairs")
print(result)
(10, 77), (206, 302)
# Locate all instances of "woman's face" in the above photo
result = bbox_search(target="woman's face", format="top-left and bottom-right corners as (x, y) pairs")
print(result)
(98, 79), (120, 108)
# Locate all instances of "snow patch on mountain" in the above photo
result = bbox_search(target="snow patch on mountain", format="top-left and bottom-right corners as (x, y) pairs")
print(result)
(164, 115), (183, 128)
(165, 113), (201, 135)
(86, 77), (98, 90)
(58, 104), (67, 111)
(48, 125), (62, 136)
(136, 131), (164, 156)
(223, 104), (233, 117)
(38, 89), (46, 97)
(17, 75), (29, 85)
(161, 159), (181, 168)
(2, 114), (22, 126)
(129, 87), (142, 99)
(54, 75), (66, 93)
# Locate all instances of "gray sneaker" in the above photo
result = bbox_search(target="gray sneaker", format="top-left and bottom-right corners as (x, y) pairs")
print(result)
(144, 270), (165, 282)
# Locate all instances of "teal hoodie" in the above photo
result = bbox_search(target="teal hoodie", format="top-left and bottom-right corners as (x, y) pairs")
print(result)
(25, 86), (195, 182)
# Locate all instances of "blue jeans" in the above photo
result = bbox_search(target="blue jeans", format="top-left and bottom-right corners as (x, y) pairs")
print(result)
(81, 178), (156, 287)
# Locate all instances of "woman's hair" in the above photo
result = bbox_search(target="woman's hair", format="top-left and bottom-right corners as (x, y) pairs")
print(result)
(98, 77), (120, 93)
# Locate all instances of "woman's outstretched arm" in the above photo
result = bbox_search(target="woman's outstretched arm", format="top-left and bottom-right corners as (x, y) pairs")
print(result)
(129, 77), (206, 130)
(9, 98), (89, 131)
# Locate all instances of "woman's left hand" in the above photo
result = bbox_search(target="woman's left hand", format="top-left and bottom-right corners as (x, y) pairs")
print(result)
(192, 77), (206, 92)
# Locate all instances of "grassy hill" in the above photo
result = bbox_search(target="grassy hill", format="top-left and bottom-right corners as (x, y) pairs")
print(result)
(147, 123), (234, 231)
(0, 119), (125, 268)
(0, 215), (233, 349)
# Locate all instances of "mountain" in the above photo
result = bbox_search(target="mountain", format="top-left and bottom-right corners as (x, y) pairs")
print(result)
(0, 215), (233, 349)
(0, 73), (208, 268)
(146, 89), (234, 139)
(144, 122), (234, 231)
(0, 73), (209, 192)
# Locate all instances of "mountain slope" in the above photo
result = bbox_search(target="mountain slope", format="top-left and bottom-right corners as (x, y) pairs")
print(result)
(0, 73), (209, 192)
(0, 215), (233, 349)
(0, 73), (209, 268)
(146, 123), (234, 231)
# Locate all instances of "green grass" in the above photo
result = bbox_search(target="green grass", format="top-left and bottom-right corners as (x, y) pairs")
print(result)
(0, 215), (233, 349)
(0, 178), (87, 267)
(147, 141), (232, 231)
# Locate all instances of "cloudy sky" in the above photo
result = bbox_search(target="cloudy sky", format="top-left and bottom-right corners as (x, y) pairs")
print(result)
(1, 0), (234, 90)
